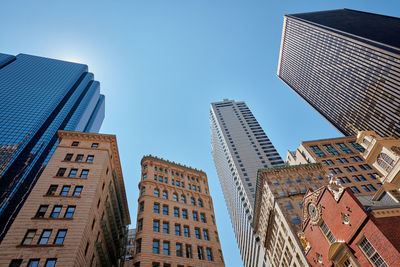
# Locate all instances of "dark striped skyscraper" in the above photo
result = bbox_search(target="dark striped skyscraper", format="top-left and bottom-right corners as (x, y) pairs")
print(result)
(0, 53), (105, 241)
(277, 9), (400, 138)
(210, 99), (284, 267)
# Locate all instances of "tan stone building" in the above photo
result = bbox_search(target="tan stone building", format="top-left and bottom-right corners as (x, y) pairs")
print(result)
(287, 136), (383, 196)
(131, 156), (224, 267)
(253, 163), (329, 267)
(0, 130), (130, 267)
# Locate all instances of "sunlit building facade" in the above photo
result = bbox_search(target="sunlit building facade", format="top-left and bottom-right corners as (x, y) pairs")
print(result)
(210, 99), (284, 267)
(277, 9), (400, 138)
(0, 53), (105, 241)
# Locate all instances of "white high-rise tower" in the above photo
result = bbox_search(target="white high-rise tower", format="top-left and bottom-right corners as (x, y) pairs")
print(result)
(210, 99), (284, 267)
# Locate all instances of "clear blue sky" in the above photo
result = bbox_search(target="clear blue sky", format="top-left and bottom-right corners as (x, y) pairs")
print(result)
(1, 1), (399, 266)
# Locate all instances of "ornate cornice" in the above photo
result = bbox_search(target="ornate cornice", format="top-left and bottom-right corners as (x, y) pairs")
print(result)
(141, 155), (206, 175)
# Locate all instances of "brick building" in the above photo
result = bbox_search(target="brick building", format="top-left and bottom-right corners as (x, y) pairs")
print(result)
(0, 131), (130, 267)
(301, 184), (400, 266)
(131, 156), (224, 267)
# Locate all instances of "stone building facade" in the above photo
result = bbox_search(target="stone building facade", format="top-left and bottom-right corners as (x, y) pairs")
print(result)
(287, 136), (383, 196)
(253, 163), (329, 267)
(302, 185), (400, 266)
(0, 130), (130, 267)
(131, 156), (224, 267)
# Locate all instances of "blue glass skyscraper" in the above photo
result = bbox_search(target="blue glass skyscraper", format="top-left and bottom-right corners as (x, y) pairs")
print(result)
(0, 53), (105, 241)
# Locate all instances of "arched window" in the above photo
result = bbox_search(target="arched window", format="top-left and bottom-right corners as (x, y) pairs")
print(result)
(377, 152), (395, 172)
(141, 187), (145, 196)
(198, 199), (203, 207)
(162, 191), (168, 199)
(181, 195), (186, 204)
(173, 193), (178, 202)
(154, 189), (160, 197)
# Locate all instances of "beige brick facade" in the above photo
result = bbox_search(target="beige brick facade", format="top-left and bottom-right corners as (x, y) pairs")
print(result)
(130, 156), (224, 267)
(0, 131), (130, 267)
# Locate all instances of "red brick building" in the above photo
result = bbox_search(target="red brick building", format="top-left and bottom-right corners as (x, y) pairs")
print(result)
(301, 182), (400, 266)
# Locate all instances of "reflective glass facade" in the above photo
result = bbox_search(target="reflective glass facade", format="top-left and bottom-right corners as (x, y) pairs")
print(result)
(210, 100), (284, 267)
(0, 53), (105, 241)
(278, 9), (400, 138)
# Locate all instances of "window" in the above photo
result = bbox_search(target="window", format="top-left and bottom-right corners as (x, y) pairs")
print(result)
(163, 222), (169, 234)
(286, 179), (292, 184)
(367, 184), (376, 191)
(154, 189), (160, 197)
(72, 141), (79, 146)
(203, 229), (209, 240)
(174, 207), (180, 217)
(139, 201), (144, 212)
(9, 259), (23, 267)
(86, 155), (94, 163)
(50, 206), (62, 218)
(186, 244), (193, 258)
(80, 169), (89, 178)
(75, 154), (83, 162)
(175, 224), (181, 236)
(358, 237), (388, 267)
(184, 226), (190, 237)
(38, 229), (52, 244)
(323, 144), (339, 155)
(176, 243), (183, 257)
(27, 260), (40, 267)
(336, 143), (352, 154)
(198, 199), (203, 207)
(163, 205), (168, 215)
(153, 203), (160, 213)
(162, 191), (168, 199)
(64, 206), (76, 218)
(153, 220), (160, 232)
(68, 169), (78, 178)
(377, 152), (395, 172)
(152, 240), (160, 254)
(206, 248), (213, 261)
(368, 173), (377, 180)
(350, 142), (364, 152)
(60, 185), (70, 196)
(198, 246), (204, 260)
(56, 168), (66, 177)
(310, 145), (326, 157)
(284, 202), (293, 210)
(181, 195), (186, 203)
(320, 221), (336, 244)
(73, 186), (83, 196)
(201, 213), (207, 223)
(22, 230), (36, 245)
(173, 193), (178, 201)
(54, 229), (67, 244)
(141, 187), (145, 195)
(44, 259), (57, 267)
(163, 241), (170, 255)
(64, 154), (73, 161)
(193, 211), (198, 221)
(182, 209), (188, 219)
(91, 143), (99, 148)
(351, 186), (361, 194)
(84, 242), (89, 255)
(136, 238), (142, 253)
(46, 185), (58, 196)
(195, 228), (201, 239)
(191, 197), (196, 205)
(35, 205), (48, 218)
(292, 215), (301, 224)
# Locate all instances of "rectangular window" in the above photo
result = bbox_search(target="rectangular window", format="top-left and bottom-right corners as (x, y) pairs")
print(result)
(27, 259), (40, 267)
(198, 246), (204, 260)
(80, 169), (89, 178)
(56, 168), (66, 177)
(184, 226), (190, 237)
(44, 258), (57, 267)
(60, 185), (70, 196)
(50, 206), (62, 218)
(201, 213), (207, 223)
(310, 145), (325, 157)
(86, 155), (94, 163)
(139, 201), (144, 212)
(323, 144), (339, 155)
(174, 207), (180, 218)
(54, 229), (67, 244)
(136, 238), (142, 254)
(163, 222), (169, 234)
(336, 143), (352, 154)
(35, 205), (48, 218)
(68, 169), (78, 178)
(152, 240), (160, 254)
(46, 185), (58, 196)
(175, 224), (181, 236)
(319, 221), (336, 244)
(284, 202), (293, 210)
(351, 186), (361, 194)
(176, 243), (183, 257)
(358, 237), (388, 267)
(186, 244), (193, 258)
(153, 220), (159, 232)
(182, 209), (188, 219)
(193, 211), (198, 221)
(22, 229), (36, 245)
(195, 228), (201, 239)
(163, 205), (168, 215)
(203, 229), (209, 240)
(73, 186), (83, 196)
(64, 206), (76, 218)
(163, 241), (170, 255)
(350, 142), (365, 152)
(72, 141), (79, 146)
(153, 203), (160, 213)
(206, 248), (213, 261)
(64, 154), (73, 161)
(368, 184), (376, 191)
(75, 154), (83, 162)
(91, 143), (98, 148)
(38, 229), (52, 244)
